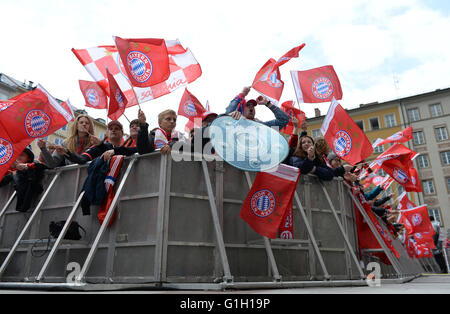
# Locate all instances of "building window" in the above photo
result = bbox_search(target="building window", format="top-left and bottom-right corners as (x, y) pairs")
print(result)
(428, 208), (442, 225)
(446, 177), (450, 192)
(441, 151), (450, 165)
(408, 108), (420, 122)
(429, 104), (442, 117)
(355, 120), (364, 131)
(369, 118), (380, 130)
(413, 131), (425, 145)
(423, 180), (435, 194)
(435, 127), (448, 142)
(417, 155), (430, 168)
(373, 141), (384, 153)
(311, 129), (321, 139)
(384, 114), (396, 128)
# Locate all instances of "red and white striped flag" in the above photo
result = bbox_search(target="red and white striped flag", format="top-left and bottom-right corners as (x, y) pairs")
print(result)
(72, 39), (202, 106)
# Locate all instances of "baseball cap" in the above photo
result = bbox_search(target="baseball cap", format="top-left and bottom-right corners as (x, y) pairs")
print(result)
(107, 120), (123, 131)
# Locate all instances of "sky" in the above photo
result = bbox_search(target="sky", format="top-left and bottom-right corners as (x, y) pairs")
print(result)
(1, 0), (449, 134)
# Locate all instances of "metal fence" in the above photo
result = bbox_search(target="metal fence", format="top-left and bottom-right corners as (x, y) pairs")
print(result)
(0, 152), (425, 290)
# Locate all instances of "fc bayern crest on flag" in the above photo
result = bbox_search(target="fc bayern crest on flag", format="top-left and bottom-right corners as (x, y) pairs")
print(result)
(0, 138), (13, 165)
(115, 89), (125, 107)
(183, 101), (198, 117)
(250, 189), (276, 218)
(263, 70), (283, 88)
(312, 77), (334, 99)
(411, 213), (423, 226)
(86, 88), (100, 107)
(154, 139), (166, 149)
(393, 167), (409, 184)
(25, 110), (51, 138)
(126, 51), (153, 83)
(333, 130), (352, 157)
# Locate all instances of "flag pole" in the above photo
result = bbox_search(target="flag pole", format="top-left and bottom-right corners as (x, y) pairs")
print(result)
(131, 88), (142, 111)
(123, 112), (131, 124)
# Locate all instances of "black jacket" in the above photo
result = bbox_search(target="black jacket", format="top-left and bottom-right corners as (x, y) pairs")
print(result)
(137, 123), (156, 155)
(66, 142), (137, 164)
(0, 162), (48, 212)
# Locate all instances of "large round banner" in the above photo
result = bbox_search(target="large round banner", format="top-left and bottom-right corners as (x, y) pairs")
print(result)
(209, 116), (289, 172)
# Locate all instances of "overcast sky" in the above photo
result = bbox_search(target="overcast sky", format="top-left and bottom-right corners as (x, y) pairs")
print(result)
(1, 0), (449, 133)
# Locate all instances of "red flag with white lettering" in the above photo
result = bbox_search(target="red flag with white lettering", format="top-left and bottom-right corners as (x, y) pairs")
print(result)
(114, 36), (170, 88)
(252, 44), (305, 104)
(106, 69), (127, 120)
(240, 164), (300, 239)
(321, 98), (373, 165)
(373, 127), (413, 147)
(0, 86), (73, 180)
(291, 65), (343, 104)
(79, 80), (108, 109)
(280, 101), (306, 135)
(412, 232), (436, 250)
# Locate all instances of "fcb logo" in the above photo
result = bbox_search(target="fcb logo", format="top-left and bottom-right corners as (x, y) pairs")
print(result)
(183, 101), (197, 117)
(280, 231), (293, 239)
(115, 89), (125, 108)
(262, 69), (282, 88)
(287, 110), (295, 119)
(250, 189), (276, 218)
(312, 77), (334, 99)
(411, 213), (423, 226)
(86, 88), (99, 107)
(393, 167), (409, 184)
(333, 131), (352, 157)
(415, 233), (423, 239)
(126, 51), (153, 83)
(0, 138), (13, 165)
(25, 110), (51, 138)
(407, 203), (414, 209)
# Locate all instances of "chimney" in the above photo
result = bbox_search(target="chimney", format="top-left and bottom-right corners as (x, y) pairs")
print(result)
(314, 108), (321, 117)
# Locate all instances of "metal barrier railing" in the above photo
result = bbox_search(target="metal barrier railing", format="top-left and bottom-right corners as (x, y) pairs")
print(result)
(0, 152), (425, 290)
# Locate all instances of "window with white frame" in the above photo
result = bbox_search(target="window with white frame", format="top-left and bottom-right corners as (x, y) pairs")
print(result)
(369, 117), (380, 130)
(423, 180), (435, 194)
(428, 208), (442, 225)
(373, 141), (384, 153)
(430, 104), (442, 117)
(413, 131), (425, 145)
(441, 151), (450, 165)
(384, 114), (396, 128)
(435, 127), (448, 142)
(417, 155), (430, 168)
(311, 129), (321, 139)
(355, 120), (364, 131)
(408, 108), (420, 122)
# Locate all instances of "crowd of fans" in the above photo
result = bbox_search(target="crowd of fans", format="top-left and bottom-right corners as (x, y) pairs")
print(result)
(0, 86), (448, 271)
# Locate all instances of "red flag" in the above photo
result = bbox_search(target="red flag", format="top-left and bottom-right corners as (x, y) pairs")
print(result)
(279, 205), (294, 239)
(401, 205), (435, 235)
(114, 36), (170, 88)
(412, 232), (436, 250)
(0, 86), (72, 180)
(240, 164), (300, 239)
(321, 98), (373, 165)
(370, 144), (420, 192)
(177, 88), (206, 120)
(252, 44), (305, 104)
(106, 68), (127, 120)
(79, 80), (108, 109)
(291, 65), (343, 104)
(280, 101), (306, 135)
(380, 176), (395, 191)
(352, 187), (400, 263)
(374, 127), (413, 147)
(397, 192), (416, 210)
(72, 40), (201, 105)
